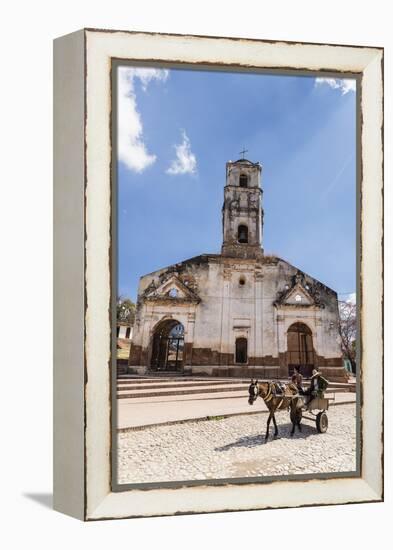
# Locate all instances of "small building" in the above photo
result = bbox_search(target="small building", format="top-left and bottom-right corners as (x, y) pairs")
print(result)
(117, 322), (133, 374)
(128, 158), (347, 381)
(117, 323), (133, 340)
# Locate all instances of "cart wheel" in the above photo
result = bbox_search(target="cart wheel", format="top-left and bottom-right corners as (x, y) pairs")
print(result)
(316, 411), (328, 433)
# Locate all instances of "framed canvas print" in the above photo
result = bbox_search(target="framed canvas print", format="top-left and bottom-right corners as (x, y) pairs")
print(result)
(53, 28), (383, 520)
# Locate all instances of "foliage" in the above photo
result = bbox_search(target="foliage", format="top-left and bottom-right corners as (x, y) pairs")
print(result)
(338, 300), (357, 373)
(117, 296), (136, 324)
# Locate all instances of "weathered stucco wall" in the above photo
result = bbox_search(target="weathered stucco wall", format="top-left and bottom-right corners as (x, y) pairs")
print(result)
(128, 254), (345, 380)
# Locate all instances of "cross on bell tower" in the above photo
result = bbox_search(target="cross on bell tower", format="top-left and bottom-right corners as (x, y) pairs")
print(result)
(221, 158), (264, 259)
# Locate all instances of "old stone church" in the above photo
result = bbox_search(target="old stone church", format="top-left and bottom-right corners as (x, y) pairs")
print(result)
(128, 158), (346, 381)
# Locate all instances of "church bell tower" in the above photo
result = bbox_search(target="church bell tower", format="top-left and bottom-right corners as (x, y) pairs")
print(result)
(221, 158), (263, 259)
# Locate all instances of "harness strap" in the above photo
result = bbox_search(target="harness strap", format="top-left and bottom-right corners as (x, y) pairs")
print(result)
(264, 384), (273, 402)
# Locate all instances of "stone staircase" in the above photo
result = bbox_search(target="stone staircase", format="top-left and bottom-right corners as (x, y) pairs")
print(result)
(116, 375), (356, 400)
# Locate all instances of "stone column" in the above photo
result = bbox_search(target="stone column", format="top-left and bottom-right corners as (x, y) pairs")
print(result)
(140, 310), (153, 367)
(254, 269), (264, 362)
(220, 267), (232, 365)
(185, 310), (196, 367)
(314, 314), (323, 368)
(276, 312), (287, 377)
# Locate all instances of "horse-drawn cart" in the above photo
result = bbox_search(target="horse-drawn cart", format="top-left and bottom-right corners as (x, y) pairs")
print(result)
(290, 394), (335, 433)
(248, 380), (335, 439)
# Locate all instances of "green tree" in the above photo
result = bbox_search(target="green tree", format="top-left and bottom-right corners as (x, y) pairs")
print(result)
(117, 296), (136, 324)
(338, 300), (357, 374)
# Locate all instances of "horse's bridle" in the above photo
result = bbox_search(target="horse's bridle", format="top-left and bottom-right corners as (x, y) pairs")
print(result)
(249, 381), (278, 406)
(248, 381), (259, 405)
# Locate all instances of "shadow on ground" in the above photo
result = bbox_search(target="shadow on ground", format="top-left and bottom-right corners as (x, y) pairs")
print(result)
(215, 422), (316, 451)
(23, 493), (53, 509)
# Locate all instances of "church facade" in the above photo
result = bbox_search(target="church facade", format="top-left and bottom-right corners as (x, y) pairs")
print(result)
(128, 159), (347, 381)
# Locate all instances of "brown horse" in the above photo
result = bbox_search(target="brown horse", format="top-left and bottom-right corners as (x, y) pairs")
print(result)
(248, 379), (303, 440)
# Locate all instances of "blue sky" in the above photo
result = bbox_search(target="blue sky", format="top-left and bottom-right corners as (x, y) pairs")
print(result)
(117, 66), (356, 303)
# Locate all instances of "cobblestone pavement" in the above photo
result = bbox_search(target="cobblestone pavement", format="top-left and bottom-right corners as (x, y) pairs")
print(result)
(117, 404), (356, 484)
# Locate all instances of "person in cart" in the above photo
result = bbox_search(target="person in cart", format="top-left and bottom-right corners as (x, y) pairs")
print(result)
(291, 366), (305, 394)
(305, 368), (329, 403)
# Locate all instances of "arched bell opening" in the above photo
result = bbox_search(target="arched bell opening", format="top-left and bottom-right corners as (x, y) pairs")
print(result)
(238, 224), (249, 244)
(239, 174), (248, 188)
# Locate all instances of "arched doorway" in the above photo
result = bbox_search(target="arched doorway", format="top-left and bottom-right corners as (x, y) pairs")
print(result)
(150, 320), (185, 371)
(287, 322), (315, 377)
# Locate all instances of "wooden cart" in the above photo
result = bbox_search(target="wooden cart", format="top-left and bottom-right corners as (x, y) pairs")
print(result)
(290, 394), (335, 433)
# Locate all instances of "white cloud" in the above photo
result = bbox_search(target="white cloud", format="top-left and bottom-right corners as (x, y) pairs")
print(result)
(346, 293), (356, 305)
(342, 292), (356, 305)
(117, 67), (169, 173)
(166, 130), (197, 176)
(315, 77), (356, 95)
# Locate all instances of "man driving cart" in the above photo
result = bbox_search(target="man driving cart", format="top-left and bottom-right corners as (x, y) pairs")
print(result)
(305, 368), (329, 403)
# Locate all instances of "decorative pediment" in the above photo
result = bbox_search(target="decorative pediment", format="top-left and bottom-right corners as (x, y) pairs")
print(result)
(275, 271), (324, 309)
(281, 284), (314, 306)
(142, 275), (201, 304)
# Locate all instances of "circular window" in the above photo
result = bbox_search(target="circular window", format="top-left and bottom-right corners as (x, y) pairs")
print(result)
(168, 288), (178, 297)
(239, 277), (246, 286)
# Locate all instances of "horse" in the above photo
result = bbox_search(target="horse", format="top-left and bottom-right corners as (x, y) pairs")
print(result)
(248, 379), (303, 440)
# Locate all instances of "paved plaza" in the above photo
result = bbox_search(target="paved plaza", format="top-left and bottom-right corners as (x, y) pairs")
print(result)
(117, 403), (357, 484)
(116, 376), (356, 429)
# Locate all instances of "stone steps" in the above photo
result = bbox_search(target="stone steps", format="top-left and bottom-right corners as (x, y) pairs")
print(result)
(116, 376), (355, 399)
(117, 384), (248, 400)
(117, 379), (236, 384)
(118, 374), (354, 385)
(117, 380), (248, 391)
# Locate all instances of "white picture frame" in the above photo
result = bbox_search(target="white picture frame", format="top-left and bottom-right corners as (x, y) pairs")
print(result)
(53, 28), (383, 520)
